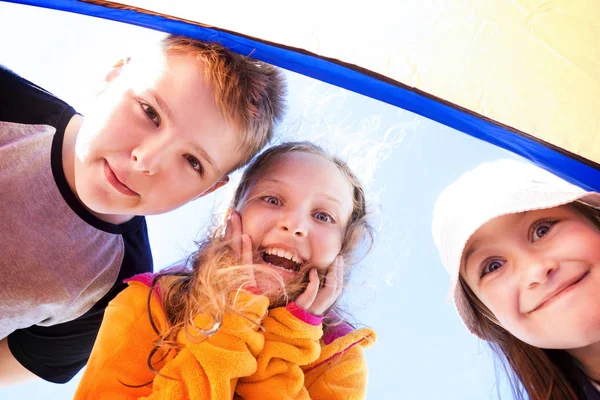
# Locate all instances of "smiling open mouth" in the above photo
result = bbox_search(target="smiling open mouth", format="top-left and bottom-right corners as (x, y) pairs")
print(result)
(261, 247), (302, 272)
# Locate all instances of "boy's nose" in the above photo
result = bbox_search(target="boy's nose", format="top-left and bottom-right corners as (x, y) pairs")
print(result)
(131, 142), (166, 175)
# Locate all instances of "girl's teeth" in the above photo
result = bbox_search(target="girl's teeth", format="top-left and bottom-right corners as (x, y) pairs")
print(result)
(270, 263), (294, 273)
(265, 247), (301, 263)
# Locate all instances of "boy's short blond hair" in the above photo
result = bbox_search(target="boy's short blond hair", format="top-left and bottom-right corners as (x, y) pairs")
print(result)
(162, 35), (286, 169)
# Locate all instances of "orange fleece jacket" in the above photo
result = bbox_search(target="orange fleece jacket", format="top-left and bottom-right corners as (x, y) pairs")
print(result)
(75, 279), (375, 399)
(236, 307), (376, 400)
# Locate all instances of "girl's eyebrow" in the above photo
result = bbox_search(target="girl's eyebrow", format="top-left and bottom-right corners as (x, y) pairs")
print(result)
(323, 194), (342, 207)
(252, 178), (284, 190)
(463, 240), (479, 267)
(462, 212), (527, 274)
(464, 245), (478, 268)
(255, 178), (343, 207)
(260, 178), (284, 185)
(462, 243), (480, 278)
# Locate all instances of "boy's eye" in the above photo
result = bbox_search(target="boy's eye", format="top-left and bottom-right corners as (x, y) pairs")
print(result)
(530, 220), (557, 242)
(261, 196), (281, 206)
(140, 101), (160, 127)
(481, 258), (504, 278)
(314, 211), (334, 223)
(184, 154), (204, 176)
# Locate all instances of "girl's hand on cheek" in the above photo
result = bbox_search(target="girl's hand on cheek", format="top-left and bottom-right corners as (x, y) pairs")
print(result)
(224, 210), (257, 291)
(240, 233), (258, 291)
(295, 257), (344, 316)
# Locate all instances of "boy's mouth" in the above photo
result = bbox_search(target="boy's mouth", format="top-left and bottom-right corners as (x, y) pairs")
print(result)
(104, 160), (139, 197)
(260, 247), (303, 273)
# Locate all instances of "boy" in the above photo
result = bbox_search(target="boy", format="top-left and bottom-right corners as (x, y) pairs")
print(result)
(0, 35), (286, 385)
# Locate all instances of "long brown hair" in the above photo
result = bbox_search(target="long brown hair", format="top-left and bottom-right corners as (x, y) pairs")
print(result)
(457, 201), (600, 400)
(146, 141), (373, 373)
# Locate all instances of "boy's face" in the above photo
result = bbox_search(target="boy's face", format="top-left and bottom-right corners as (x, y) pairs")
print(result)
(73, 53), (243, 220)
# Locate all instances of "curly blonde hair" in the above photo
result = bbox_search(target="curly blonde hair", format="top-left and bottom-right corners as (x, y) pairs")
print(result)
(144, 141), (373, 377)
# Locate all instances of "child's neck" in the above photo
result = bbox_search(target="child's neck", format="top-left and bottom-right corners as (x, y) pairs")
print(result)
(62, 113), (83, 201)
(569, 341), (600, 382)
(62, 115), (133, 226)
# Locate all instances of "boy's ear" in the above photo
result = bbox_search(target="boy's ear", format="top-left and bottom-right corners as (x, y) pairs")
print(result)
(196, 176), (230, 199)
(105, 57), (131, 83)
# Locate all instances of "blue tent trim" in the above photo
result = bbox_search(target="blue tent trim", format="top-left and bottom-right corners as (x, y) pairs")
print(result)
(5, 0), (600, 191)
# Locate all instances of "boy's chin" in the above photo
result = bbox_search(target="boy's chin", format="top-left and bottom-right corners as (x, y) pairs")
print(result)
(91, 211), (136, 225)
(80, 199), (136, 224)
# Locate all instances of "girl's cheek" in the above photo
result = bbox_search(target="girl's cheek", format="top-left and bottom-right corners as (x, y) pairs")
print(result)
(488, 290), (519, 323)
(322, 245), (341, 265)
(480, 289), (501, 311)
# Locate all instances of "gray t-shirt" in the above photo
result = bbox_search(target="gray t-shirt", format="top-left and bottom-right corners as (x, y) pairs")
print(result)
(0, 121), (123, 335)
(0, 65), (153, 383)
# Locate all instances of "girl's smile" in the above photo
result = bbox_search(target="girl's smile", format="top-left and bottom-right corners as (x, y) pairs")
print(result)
(462, 205), (600, 349)
(526, 271), (589, 314)
(432, 158), (600, 398)
(259, 244), (304, 272)
(239, 151), (354, 289)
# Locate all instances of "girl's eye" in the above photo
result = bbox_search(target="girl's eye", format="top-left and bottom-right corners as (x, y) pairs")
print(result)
(261, 196), (281, 206)
(184, 154), (204, 176)
(481, 258), (504, 278)
(314, 211), (334, 223)
(531, 220), (557, 242)
(140, 101), (160, 127)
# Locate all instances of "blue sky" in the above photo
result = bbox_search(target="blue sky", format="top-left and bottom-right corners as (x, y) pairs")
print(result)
(1, 2), (524, 398)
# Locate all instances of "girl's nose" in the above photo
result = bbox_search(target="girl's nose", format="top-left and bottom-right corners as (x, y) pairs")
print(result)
(522, 255), (559, 289)
(279, 213), (308, 237)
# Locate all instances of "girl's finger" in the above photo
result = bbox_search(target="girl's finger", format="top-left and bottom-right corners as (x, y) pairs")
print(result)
(229, 210), (242, 260)
(241, 234), (257, 288)
(321, 258), (340, 292)
(241, 234), (253, 265)
(335, 257), (345, 297)
(224, 211), (232, 241)
(295, 268), (320, 310)
(311, 258), (343, 315)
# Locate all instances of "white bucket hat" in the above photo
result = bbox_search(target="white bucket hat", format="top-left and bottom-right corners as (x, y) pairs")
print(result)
(431, 159), (600, 337)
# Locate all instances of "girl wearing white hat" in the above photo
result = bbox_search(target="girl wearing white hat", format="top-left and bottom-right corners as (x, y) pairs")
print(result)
(432, 159), (600, 400)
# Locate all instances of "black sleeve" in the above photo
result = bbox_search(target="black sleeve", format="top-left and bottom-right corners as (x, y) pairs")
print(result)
(0, 64), (69, 126)
(8, 281), (137, 383)
(7, 220), (153, 383)
(7, 304), (107, 384)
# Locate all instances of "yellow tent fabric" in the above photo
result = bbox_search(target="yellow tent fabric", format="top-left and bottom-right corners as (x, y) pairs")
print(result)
(113, 0), (600, 164)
